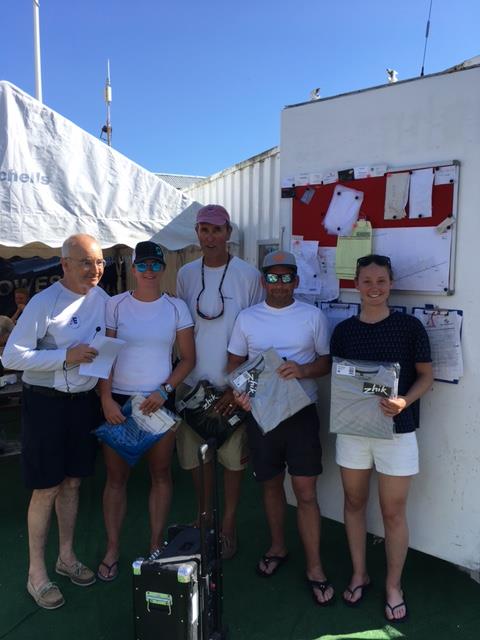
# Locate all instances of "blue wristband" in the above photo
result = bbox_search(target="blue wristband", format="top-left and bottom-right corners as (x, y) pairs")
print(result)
(156, 386), (168, 401)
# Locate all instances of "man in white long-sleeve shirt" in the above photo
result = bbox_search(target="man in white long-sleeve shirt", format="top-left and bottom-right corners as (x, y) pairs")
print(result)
(2, 234), (108, 610)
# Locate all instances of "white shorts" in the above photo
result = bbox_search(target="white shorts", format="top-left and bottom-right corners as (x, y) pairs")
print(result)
(336, 432), (419, 476)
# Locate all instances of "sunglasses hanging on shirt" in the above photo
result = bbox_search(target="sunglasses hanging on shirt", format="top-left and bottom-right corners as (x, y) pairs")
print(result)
(196, 255), (231, 320)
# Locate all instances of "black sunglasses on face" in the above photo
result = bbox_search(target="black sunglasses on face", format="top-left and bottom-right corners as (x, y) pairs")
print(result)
(264, 273), (296, 284)
(356, 254), (391, 268)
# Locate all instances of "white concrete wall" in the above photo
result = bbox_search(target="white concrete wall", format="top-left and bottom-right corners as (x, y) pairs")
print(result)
(183, 147), (281, 267)
(280, 66), (480, 570)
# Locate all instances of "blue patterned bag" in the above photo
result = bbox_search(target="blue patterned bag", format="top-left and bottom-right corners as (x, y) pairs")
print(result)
(94, 398), (166, 466)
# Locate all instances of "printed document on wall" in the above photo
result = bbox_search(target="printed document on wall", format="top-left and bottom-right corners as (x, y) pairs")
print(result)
(323, 185), (364, 236)
(384, 172), (409, 220)
(434, 165), (457, 186)
(320, 303), (360, 339)
(373, 227), (451, 293)
(291, 237), (321, 294)
(409, 168), (433, 219)
(412, 309), (463, 382)
(291, 237), (339, 300)
(335, 220), (372, 280)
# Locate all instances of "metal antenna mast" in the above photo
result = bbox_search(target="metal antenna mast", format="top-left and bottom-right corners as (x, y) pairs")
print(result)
(32, 0), (43, 102)
(101, 60), (112, 146)
(420, 0), (434, 77)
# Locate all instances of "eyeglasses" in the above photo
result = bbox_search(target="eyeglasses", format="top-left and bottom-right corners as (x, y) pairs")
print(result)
(264, 272), (296, 284)
(196, 255), (231, 320)
(356, 255), (391, 268)
(135, 262), (164, 272)
(66, 258), (106, 270)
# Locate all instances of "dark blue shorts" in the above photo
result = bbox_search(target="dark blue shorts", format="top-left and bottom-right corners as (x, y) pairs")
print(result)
(21, 385), (101, 489)
(246, 403), (323, 482)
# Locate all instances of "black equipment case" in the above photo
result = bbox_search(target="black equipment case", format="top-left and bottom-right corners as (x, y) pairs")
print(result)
(132, 441), (226, 640)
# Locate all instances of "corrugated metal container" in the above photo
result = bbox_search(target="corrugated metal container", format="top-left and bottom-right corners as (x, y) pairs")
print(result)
(183, 147), (281, 267)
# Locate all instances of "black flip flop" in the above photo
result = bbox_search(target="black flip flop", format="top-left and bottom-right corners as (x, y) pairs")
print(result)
(342, 581), (372, 607)
(385, 599), (408, 623)
(97, 560), (119, 582)
(307, 578), (335, 607)
(256, 553), (289, 577)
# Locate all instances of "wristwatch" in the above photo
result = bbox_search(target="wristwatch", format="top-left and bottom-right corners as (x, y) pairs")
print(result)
(164, 383), (174, 395)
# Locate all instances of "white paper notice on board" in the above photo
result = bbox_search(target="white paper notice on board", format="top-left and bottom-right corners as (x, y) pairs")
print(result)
(291, 238), (320, 294)
(373, 227), (451, 293)
(323, 185), (364, 236)
(295, 173), (310, 186)
(384, 172), (409, 220)
(434, 165), (456, 185)
(317, 246), (339, 301)
(322, 170), (338, 185)
(353, 165), (387, 179)
(413, 309), (463, 382)
(309, 172), (324, 185)
(353, 166), (372, 179)
(409, 168), (434, 219)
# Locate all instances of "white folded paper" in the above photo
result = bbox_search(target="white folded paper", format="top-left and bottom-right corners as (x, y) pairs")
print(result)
(131, 395), (180, 434)
(79, 335), (126, 379)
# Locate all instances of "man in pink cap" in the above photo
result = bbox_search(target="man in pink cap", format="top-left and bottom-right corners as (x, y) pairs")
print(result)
(176, 204), (264, 559)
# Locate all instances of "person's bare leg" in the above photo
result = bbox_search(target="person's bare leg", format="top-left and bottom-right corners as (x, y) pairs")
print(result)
(257, 472), (288, 574)
(98, 445), (130, 577)
(27, 485), (60, 588)
(147, 430), (176, 552)
(379, 473), (412, 621)
(340, 467), (372, 604)
(55, 476), (82, 565)
(222, 468), (243, 537)
(191, 461), (213, 526)
(292, 475), (333, 604)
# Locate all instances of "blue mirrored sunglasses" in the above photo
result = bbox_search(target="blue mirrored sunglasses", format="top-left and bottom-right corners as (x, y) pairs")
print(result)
(264, 273), (296, 284)
(135, 262), (163, 272)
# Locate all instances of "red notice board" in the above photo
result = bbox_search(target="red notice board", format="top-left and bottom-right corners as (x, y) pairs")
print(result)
(291, 164), (457, 293)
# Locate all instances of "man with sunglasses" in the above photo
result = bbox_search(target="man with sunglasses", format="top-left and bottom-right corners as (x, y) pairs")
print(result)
(2, 234), (108, 610)
(176, 204), (264, 559)
(227, 250), (334, 605)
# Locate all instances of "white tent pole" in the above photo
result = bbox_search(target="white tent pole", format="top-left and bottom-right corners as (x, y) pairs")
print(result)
(33, 0), (43, 103)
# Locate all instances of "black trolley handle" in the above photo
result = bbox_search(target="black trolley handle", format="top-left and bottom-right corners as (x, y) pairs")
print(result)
(198, 439), (224, 640)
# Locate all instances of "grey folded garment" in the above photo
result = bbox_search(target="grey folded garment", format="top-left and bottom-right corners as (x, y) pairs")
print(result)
(227, 348), (312, 434)
(330, 357), (400, 439)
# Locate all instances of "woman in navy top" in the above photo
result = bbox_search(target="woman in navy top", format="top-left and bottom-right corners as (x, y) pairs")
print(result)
(330, 254), (433, 623)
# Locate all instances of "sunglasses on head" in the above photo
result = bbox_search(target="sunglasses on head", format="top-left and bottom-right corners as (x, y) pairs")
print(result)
(264, 272), (296, 284)
(356, 254), (391, 268)
(135, 262), (163, 272)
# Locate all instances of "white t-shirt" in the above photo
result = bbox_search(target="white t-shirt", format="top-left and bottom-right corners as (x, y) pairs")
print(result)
(106, 292), (193, 395)
(2, 281), (109, 392)
(177, 255), (264, 389)
(228, 300), (330, 402)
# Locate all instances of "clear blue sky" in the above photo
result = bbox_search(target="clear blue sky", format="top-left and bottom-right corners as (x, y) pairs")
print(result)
(1, 1), (479, 177)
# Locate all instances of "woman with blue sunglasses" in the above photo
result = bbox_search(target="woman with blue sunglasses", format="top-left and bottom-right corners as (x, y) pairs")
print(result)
(97, 241), (195, 581)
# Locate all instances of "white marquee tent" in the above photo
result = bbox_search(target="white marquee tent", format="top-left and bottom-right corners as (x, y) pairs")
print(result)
(0, 81), (239, 260)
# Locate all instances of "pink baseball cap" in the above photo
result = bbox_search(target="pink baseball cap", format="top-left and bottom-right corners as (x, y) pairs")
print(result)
(196, 204), (230, 226)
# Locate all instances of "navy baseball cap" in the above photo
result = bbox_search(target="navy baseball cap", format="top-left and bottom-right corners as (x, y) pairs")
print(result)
(133, 241), (165, 264)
